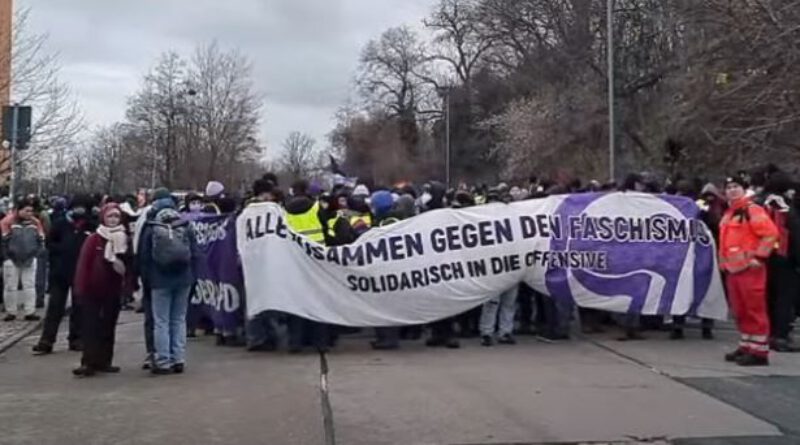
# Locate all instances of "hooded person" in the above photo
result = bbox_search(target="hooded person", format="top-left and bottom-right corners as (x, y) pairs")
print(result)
(1, 197), (45, 322)
(369, 191), (413, 350)
(71, 203), (129, 377)
(478, 192), (519, 346)
(133, 187), (175, 370)
(418, 181), (447, 212)
(344, 194), (373, 238)
(32, 194), (97, 354)
(139, 199), (198, 375)
(762, 173), (800, 352)
(424, 184), (461, 349)
(284, 180), (333, 353)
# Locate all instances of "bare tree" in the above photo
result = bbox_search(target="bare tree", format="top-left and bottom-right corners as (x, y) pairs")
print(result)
(2, 8), (83, 184)
(124, 43), (264, 190)
(279, 131), (318, 180)
(425, 0), (492, 87)
(188, 41), (263, 187)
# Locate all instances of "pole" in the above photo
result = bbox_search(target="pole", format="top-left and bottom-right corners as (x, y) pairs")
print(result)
(607, 0), (615, 183)
(445, 91), (451, 188)
(9, 103), (17, 202)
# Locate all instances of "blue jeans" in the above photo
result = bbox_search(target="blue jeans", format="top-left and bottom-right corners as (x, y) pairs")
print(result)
(152, 285), (191, 369)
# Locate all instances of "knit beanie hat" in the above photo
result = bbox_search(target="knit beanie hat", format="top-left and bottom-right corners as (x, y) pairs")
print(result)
(205, 181), (225, 198)
(353, 184), (370, 197)
(152, 187), (171, 202)
(724, 175), (749, 189)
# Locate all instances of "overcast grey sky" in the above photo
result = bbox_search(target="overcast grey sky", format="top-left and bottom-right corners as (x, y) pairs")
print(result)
(20, 0), (434, 157)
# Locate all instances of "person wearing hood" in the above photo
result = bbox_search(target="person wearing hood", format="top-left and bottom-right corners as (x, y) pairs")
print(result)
(450, 191), (482, 338)
(368, 191), (404, 350)
(71, 203), (129, 377)
(343, 194), (373, 238)
(418, 181), (447, 212)
(49, 196), (68, 226)
(424, 182), (461, 349)
(762, 173), (800, 352)
(133, 188), (175, 370)
(479, 191), (519, 346)
(284, 179), (333, 353)
(670, 181), (715, 340)
(32, 195), (96, 354)
(139, 192), (198, 375)
(2, 197), (45, 322)
(720, 175), (779, 366)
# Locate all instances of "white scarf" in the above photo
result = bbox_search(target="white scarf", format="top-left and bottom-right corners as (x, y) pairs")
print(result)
(97, 224), (128, 275)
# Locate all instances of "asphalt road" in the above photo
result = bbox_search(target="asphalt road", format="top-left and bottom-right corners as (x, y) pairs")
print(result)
(1, 314), (799, 445)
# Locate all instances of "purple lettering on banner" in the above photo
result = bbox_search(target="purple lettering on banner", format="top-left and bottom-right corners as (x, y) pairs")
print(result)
(184, 213), (245, 334)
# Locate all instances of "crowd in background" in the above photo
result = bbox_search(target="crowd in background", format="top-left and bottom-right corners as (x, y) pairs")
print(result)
(1, 164), (798, 376)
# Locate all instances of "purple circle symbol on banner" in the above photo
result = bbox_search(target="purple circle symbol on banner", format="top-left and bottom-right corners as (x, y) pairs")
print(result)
(545, 193), (714, 315)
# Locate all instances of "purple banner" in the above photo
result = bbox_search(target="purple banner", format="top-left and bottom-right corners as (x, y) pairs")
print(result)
(186, 213), (244, 334)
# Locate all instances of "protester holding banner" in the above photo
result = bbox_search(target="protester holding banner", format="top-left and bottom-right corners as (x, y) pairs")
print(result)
(671, 181), (715, 340)
(420, 181), (462, 349)
(71, 203), (128, 377)
(139, 192), (198, 374)
(720, 175), (780, 366)
(284, 179), (333, 353)
(370, 190), (403, 350)
(479, 189), (519, 347)
(244, 178), (281, 352)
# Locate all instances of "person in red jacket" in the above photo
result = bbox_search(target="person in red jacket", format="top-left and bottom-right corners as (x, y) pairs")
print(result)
(720, 175), (780, 366)
(72, 204), (129, 377)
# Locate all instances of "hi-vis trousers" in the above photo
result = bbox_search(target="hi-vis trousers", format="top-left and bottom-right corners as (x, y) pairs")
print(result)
(726, 266), (770, 358)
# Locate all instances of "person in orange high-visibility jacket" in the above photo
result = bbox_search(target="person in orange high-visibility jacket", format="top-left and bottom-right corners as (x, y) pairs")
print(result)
(719, 175), (780, 366)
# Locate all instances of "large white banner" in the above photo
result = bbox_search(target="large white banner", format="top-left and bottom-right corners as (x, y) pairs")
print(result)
(237, 192), (727, 326)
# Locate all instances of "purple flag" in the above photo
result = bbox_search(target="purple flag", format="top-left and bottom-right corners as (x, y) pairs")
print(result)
(185, 213), (244, 333)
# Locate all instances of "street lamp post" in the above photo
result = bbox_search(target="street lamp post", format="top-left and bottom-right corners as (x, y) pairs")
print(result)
(607, 0), (616, 183)
(445, 91), (451, 188)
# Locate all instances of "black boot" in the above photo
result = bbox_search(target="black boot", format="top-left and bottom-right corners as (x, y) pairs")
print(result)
(725, 348), (745, 362)
(445, 338), (461, 349)
(32, 343), (53, 355)
(72, 366), (96, 377)
(702, 328), (714, 340)
(736, 353), (769, 367)
(670, 329), (684, 340)
(481, 335), (493, 347)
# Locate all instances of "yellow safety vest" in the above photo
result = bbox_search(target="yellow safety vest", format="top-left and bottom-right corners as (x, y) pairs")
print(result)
(350, 213), (372, 230)
(285, 202), (325, 243)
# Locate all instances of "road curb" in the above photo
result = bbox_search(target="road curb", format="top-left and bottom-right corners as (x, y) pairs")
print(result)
(0, 320), (41, 355)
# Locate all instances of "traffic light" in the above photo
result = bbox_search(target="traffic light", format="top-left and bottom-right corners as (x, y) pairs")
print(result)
(2, 105), (32, 150)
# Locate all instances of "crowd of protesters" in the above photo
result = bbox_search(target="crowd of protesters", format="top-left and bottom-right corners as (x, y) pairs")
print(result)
(0, 164), (797, 376)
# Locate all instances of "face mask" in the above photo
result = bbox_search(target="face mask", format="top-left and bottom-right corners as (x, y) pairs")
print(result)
(189, 202), (203, 213)
(420, 192), (432, 206)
